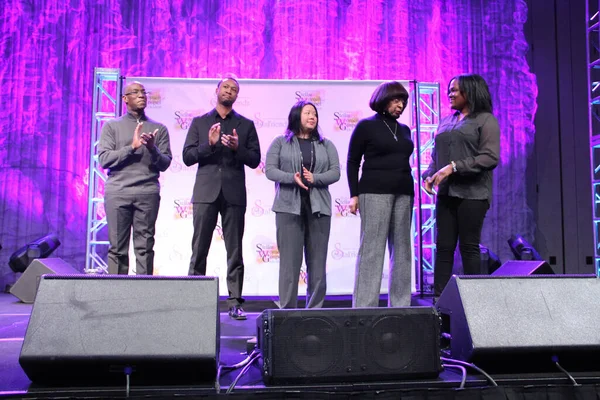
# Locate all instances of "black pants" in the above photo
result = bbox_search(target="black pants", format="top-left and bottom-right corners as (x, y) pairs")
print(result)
(434, 195), (489, 296)
(189, 191), (246, 307)
(276, 194), (331, 309)
(104, 192), (160, 275)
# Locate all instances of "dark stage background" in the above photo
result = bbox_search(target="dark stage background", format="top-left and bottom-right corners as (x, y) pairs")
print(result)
(0, 0), (591, 286)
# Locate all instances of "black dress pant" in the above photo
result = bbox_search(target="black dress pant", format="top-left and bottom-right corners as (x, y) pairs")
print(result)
(189, 191), (246, 307)
(434, 195), (489, 296)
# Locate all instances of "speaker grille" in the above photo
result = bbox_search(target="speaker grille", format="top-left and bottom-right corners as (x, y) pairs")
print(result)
(366, 315), (417, 371)
(258, 308), (441, 384)
(283, 317), (344, 375)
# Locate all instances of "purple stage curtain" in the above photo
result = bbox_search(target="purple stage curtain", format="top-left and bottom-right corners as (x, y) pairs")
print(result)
(0, 0), (536, 282)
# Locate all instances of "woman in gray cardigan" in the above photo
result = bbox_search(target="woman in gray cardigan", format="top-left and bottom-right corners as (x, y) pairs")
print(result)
(265, 100), (341, 308)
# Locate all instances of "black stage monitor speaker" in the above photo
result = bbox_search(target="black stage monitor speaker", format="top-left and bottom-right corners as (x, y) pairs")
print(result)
(491, 260), (554, 276)
(257, 307), (441, 385)
(436, 275), (600, 373)
(9, 258), (79, 303)
(479, 245), (501, 275)
(19, 275), (220, 386)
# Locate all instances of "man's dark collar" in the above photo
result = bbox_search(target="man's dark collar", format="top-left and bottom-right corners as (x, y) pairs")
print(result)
(211, 108), (238, 120)
(126, 111), (147, 120)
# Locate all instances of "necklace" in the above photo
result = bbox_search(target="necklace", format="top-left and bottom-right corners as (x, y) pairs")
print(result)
(297, 138), (314, 182)
(382, 119), (398, 141)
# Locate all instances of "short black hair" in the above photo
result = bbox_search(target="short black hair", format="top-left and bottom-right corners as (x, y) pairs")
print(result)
(449, 74), (493, 117)
(369, 81), (409, 114)
(284, 100), (324, 143)
(217, 74), (240, 90)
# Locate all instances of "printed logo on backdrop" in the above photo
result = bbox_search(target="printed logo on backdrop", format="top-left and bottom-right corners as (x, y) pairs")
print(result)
(299, 265), (307, 286)
(146, 89), (164, 108)
(333, 110), (362, 131)
(168, 247), (186, 262)
(174, 109), (204, 131)
(154, 229), (170, 240)
(255, 156), (269, 175)
(298, 264), (330, 286)
(331, 243), (359, 260)
(334, 197), (360, 217)
(168, 155), (197, 174)
(210, 97), (251, 108)
(253, 113), (287, 130)
(214, 224), (224, 241)
(158, 174), (166, 189)
(251, 200), (274, 217)
(174, 199), (193, 219)
(295, 90), (324, 108)
(253, 237), (280, 263)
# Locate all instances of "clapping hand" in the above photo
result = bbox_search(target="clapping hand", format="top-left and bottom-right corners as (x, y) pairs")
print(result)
(208, 123), (221, 146)
(140, 129), (158, 148)
(302, 167), (313, 184)
(294, 172), (309, 190)
(132, 123), (143, 150)
(221, 129), (239, 151)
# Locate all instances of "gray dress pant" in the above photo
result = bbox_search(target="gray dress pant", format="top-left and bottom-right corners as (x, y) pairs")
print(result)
(104, 192), (160, 275)
(276, 195), (330, 309)
(353, 193), (413, 307)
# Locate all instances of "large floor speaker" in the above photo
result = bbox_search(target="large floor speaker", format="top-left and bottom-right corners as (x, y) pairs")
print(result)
(257, 307), (441, 385)
(491, 260), (554, 276)
(436, 275), (600, 372)
(9, 258), (80, 303)
(19, 275), (220, 386)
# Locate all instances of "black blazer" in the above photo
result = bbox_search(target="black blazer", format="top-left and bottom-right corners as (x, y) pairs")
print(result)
(182, 109), (261, 206)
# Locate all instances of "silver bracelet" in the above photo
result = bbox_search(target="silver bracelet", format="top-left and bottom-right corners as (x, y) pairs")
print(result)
(451, 161), (457, 173)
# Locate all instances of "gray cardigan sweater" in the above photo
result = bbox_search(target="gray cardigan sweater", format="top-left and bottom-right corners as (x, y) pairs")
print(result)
(265, 135), (340, 216)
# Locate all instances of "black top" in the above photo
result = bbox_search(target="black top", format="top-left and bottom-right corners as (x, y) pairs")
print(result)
(214, 112), (234, 160)
(298, 137), (314, 195)
(347, 113), (415, 197)
(423, 111), (500, 201)
(297, 138), (314, 172)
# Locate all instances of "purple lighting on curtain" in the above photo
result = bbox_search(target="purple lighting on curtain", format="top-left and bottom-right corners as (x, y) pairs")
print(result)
(0, 0), (537, 277)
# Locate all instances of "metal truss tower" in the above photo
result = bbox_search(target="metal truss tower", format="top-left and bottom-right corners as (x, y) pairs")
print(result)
(85, 68), (123, 273)
(412, 82), (441, 293)
(588, 1), (600, 276)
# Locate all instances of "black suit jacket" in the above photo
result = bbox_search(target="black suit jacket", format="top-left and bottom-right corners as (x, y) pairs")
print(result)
(182, 109), (261, 206)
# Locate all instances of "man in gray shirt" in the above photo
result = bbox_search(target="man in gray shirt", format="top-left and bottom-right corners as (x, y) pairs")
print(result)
(98, 81), (172, 275)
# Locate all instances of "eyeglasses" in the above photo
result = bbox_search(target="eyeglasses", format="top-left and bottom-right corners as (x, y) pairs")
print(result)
(124, 90), (150, 97)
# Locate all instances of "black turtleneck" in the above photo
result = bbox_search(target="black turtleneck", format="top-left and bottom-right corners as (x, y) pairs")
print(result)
(346, 113), (414, 198)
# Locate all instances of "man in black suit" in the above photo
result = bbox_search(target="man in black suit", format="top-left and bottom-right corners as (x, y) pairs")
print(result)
(183, 77), (261, 320)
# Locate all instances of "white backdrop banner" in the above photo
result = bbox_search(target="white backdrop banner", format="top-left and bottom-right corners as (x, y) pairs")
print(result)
(124, 77), (416, 296)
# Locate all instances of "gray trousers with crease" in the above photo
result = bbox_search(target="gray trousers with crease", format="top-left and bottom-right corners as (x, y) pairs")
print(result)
(276, 195), (330, 309)
(353, 193), (413, 308)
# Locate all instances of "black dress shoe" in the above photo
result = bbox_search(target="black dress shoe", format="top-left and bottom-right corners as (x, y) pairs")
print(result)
(229, 306), (247, 320)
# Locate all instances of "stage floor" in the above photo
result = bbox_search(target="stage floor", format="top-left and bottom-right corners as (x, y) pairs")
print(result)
(1, 291), (600, 399)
